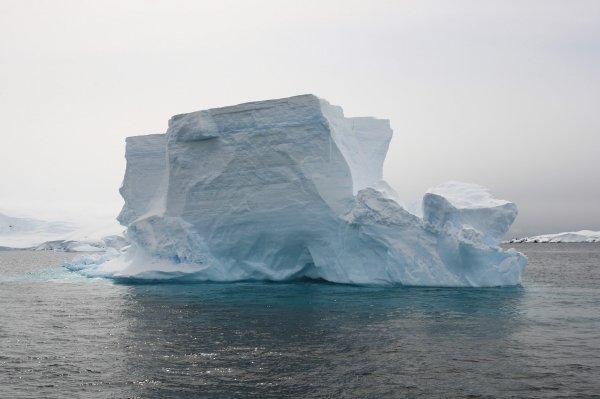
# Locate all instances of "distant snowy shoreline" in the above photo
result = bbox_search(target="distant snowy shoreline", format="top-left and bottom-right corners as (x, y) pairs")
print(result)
(505, 230), (600, 243)
(0, 212), (127, 252)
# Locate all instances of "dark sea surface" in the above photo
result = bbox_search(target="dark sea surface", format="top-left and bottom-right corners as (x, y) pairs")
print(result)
(1, 244), (599, 398)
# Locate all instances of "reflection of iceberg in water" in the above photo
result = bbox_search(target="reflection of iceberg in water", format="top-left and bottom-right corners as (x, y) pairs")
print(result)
(116, 283), (527, 397)
(69, 94), (526, 286)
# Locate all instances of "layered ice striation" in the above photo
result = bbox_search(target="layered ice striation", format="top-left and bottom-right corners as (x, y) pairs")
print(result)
(71, 94), (526, 286)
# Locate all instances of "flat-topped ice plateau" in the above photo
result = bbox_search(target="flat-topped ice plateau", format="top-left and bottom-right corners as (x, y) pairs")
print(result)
(68, 94), (527, 286)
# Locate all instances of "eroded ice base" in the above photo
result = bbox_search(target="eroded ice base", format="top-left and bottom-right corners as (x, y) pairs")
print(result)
(68, 182), (526, 287)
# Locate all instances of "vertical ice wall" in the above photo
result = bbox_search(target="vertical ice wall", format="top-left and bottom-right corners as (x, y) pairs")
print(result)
(117, 134), (167, 226)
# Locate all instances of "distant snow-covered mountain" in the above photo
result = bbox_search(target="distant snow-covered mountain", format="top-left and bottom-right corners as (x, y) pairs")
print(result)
(0, 212), (127, 251)
(507, 230), (600, 243)
(0, 212), (79, 248)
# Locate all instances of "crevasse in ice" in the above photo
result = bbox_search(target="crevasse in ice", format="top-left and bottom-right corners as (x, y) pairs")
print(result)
(69, 94), (526, 286)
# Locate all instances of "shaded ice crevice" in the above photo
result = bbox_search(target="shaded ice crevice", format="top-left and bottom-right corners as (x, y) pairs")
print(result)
(68, 94), (526, 286)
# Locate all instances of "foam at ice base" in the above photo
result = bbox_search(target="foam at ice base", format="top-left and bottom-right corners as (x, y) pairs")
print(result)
(68, 94), (526, 286)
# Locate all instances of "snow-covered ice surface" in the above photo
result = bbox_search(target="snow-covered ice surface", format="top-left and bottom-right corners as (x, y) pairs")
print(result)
(68, 94), (526, 286)
(508, 230), (600, 243)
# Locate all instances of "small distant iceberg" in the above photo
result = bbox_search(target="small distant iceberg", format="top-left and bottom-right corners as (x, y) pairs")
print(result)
(507, 230), (600, 243)
(68, 94), (527, 286)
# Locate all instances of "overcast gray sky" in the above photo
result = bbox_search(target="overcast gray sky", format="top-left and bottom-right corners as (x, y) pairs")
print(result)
(1, 0), (598, 237)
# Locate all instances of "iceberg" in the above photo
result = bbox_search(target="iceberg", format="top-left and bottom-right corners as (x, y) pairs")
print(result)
(69, 94), (526, 286)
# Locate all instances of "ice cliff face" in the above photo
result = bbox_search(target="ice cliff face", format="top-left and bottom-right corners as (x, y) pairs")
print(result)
(72, 94), (526, 286)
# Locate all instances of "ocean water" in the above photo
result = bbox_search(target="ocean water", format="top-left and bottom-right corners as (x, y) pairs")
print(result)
(1, 244), (599, 398)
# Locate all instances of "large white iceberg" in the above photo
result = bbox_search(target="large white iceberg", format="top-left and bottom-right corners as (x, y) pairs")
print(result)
(70, 95), (526, 286)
